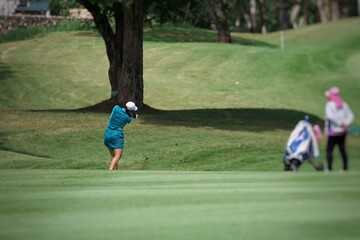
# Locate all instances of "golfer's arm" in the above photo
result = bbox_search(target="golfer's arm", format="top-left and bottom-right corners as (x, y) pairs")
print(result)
(344, 105), (354, 126)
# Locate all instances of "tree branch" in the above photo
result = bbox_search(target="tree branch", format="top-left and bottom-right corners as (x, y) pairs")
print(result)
(76, 0), (115, 59)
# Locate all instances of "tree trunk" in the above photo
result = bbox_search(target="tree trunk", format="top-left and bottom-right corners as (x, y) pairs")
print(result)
(302, 0), (308, 26)
(324, 0), (332, 20)
(279, 1), (292, 30)
(256, 0), (267, 34)
(330, 0), (340, 20)
(234, 0), (242, 32)
(337, 0), (349, 18)
(317, 0), (326, 22)
(77, 0), (144, 108)
(240, 0), (253, 31)
(118, 1), (144, 107)
(317, 0), (331, 23)
(250, 0), (257, 32)
(182, 1), (192, 24)
(276, 0), (282, 30)
(203, 0), (232, 43)
(290, 3), (301, 28)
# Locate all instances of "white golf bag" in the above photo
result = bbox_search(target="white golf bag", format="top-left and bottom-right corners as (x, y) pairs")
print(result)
(283, 119), (323, 171)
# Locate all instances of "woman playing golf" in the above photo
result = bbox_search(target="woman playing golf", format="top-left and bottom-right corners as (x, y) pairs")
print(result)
(104, 101), (138, 170)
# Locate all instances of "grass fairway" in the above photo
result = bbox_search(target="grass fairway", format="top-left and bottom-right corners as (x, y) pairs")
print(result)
(1, 169), (360, 240)
(1, 17), (360, 240)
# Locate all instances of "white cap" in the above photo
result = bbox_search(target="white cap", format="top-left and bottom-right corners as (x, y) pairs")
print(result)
(126, 101), (138, 111)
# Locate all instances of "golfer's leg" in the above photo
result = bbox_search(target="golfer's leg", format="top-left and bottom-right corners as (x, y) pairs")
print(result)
(114, 149), (123, 170)
(338, 135), (348, 170)
(114, 148), (123, 170)
(109, 148), (123, 170)
(326, 137), (336, 171)
(108, 148), (115, 170)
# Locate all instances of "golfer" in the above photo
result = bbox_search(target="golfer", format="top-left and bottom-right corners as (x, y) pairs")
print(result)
(324, 87), (354, 171)
(104, 101), (138, 170)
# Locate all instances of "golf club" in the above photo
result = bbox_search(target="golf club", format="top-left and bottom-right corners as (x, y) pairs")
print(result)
(309, 159), (324, 171)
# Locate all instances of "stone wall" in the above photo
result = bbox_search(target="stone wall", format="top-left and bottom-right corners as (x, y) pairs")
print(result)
(0, 15), (71, 34)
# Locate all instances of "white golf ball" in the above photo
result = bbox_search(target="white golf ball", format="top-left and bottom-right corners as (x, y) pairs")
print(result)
(236, 81), (239, 84)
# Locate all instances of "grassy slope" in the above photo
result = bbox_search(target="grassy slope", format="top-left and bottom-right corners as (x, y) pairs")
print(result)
(143, 19), (360, 114)
(0, 18), (359, 171)
(1, 170), (359, 240)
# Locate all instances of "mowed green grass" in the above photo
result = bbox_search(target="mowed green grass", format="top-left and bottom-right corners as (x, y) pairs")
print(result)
(1, 170), (360, 240)
(0, 18), (359, 171)
(1, 18), (360, 240)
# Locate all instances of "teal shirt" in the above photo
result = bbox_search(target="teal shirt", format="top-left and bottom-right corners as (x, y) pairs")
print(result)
(104, 105), (132, 149)
(106, 105), (132, 132)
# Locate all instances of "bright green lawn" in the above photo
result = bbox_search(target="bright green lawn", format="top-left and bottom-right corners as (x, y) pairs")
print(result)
(1, 18), (360, 240)
(1, 110), (359, 171)
(1, 170), (359, 240)
(0, 18), (360, 171)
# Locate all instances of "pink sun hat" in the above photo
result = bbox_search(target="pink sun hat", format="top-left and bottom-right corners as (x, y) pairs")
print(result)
(325, 86), (343, 108)
(325, 86), (340, 98)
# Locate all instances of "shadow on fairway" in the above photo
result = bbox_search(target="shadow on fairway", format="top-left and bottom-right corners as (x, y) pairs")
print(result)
(72, 28), (276, 48)
(142, 25), (277, 48)
(0, 62), (15, 82)
(29, 99), (322, 132)
(0, 147), (51, 159)
(144, 31), (277, 48)
(140, 108), (323, 132)
(69, 25), (276, 48)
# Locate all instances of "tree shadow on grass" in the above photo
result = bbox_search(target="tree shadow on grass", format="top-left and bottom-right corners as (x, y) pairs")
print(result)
(143, 25), (277, 48)
(140, 108), (323, 132)
(144, 30), (277, 48)
(33, 99), (322, 132)
(72, 26), (277, 48)
(0, 62), (15, 82)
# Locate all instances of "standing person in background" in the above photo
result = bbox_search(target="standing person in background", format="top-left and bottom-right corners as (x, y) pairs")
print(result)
(104, 101), (138, 171)
(324, 87), (354, 171)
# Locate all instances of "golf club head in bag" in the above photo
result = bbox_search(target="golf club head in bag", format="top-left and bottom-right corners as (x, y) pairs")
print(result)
(283, 156), (291, 171)
(284, 163), (291, 171)
(315, 162), (324, 171)
(283, 158), (301, 172)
